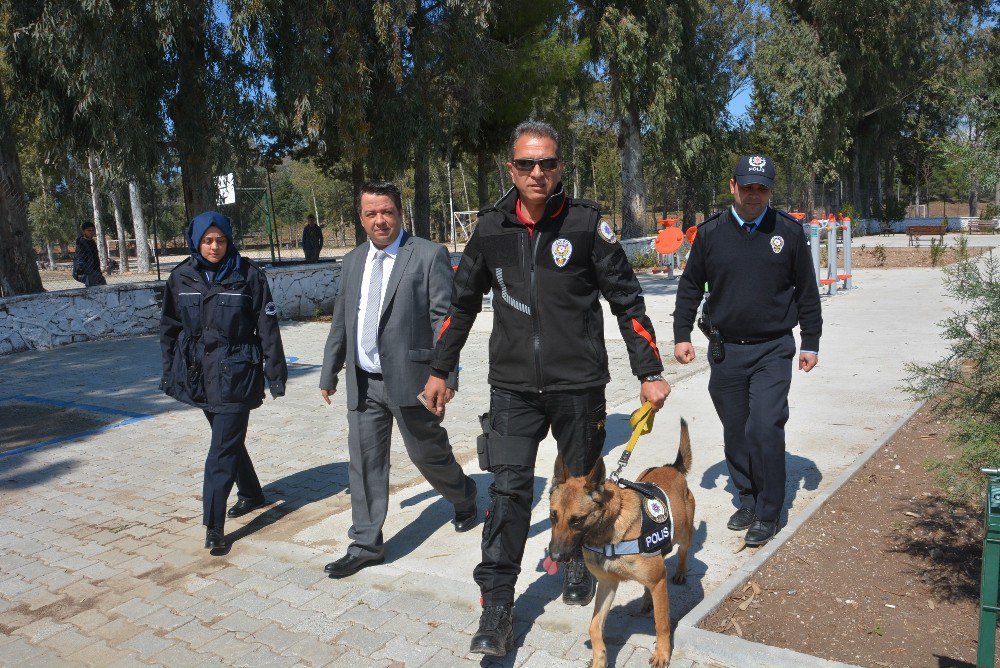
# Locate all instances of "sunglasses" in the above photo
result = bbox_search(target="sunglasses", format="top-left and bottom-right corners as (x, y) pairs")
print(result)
(511, 157), (560, 172)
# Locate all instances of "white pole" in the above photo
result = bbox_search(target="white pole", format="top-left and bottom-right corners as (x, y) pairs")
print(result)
(842, 219), (853, 289)
(826, 221), (838, 296)
(810, 222), (821, 289)
(447, 161), (456, 252)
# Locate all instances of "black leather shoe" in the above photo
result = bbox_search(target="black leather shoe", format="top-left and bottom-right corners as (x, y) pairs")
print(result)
(744, 520), (778, 547)
(469, 604), (513, 656)
(205, 527), (226, 551)
(452, 504), (479, 533)
(325, 552), (385, 578)
(727, 507), (756, 531)
(227, 496), (268, 518)
(561, 551), (596, 606)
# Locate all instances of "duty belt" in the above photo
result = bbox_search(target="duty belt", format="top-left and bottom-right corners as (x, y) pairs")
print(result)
(720, 331), (789, 345)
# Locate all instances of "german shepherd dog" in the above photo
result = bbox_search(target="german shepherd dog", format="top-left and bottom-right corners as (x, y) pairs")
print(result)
(548, 418), (694, 668)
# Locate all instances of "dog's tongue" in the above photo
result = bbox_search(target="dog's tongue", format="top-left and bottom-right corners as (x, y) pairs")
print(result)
(542, 555), (560, 575)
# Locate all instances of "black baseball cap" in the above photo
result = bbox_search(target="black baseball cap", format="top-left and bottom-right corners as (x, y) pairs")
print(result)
(734, 154), (775, 188)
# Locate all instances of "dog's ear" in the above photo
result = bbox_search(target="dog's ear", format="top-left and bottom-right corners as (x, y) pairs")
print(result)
(586, 458), (606, 491)
(553, 454), (571, 487)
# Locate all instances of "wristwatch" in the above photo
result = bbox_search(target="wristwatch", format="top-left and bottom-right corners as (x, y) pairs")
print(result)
(641, 374), (664, 383)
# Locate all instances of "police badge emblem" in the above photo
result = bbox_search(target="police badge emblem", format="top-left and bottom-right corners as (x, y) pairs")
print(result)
(598, 220), (616, 243)
(264, 301), (278, 316)
(551, 238), (573, 267)
(770, 235), (785, 254)
(644, 496), (668, 524)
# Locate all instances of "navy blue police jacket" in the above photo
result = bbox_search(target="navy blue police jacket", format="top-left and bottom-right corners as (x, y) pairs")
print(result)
(160, 257), (287, 413)
(431, 185), (663, 392)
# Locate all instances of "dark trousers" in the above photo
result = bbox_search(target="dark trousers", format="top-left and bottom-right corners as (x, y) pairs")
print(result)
(202, 410), (262, 528)
(475, 386), (606, 607)
(707, 334), (795, 523)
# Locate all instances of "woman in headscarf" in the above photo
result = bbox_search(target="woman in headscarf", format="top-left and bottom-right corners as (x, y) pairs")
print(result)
(160, 211), (288, 552)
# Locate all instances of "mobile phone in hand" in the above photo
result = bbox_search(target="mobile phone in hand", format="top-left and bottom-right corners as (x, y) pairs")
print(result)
(417, 391), (438, 414)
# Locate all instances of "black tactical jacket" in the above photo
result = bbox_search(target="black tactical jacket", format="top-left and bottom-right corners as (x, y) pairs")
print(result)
(431, 186), (663, 392)
(160, 257), (287, 413)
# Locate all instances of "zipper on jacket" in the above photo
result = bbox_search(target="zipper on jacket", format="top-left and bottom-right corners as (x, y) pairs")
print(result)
(529, 230), (544, 393)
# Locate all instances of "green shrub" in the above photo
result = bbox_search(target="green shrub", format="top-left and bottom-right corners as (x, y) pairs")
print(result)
(905, 253), (1000, 505)
(981, 203), (1000, 220)
(929, 238), (949, 266)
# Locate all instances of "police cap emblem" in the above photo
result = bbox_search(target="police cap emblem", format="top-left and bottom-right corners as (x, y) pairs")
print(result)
(551, 238), (573, 268)
(770, 235), (785, 254)
(599, 220), (616, 243)
(264, 301), (278, 316)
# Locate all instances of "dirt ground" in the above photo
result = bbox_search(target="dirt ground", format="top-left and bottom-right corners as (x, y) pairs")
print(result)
(701, 403), (990, 668)
(850, 244), (991, 268)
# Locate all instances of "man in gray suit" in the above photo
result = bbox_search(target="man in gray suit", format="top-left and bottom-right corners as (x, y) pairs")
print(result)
(319, 181), (478, 578)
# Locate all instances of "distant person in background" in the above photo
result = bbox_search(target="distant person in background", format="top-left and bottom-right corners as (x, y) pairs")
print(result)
(302, 213), (324, 262)
(160, 211), (288, 554)
(73, 222), (107, 287)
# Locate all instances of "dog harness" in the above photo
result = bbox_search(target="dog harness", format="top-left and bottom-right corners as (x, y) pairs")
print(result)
(583, 479), (674, 558)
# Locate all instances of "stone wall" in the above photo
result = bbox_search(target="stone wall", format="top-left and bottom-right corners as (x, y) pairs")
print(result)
(0, 262), (342, 355)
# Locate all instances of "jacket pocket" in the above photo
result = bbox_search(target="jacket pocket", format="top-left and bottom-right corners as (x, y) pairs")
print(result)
(178, 293), (203, 333)
(407, 348), (433, 362)
(221, 354), (264, 403)
(217, 292), (254, 340)
(172, 334), (206, 403)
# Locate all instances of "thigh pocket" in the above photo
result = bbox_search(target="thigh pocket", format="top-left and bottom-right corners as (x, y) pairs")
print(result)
(221, 355), (264, 402)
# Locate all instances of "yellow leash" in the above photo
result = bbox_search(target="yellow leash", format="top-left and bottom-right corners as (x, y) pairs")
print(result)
(609, 401), (655, 483)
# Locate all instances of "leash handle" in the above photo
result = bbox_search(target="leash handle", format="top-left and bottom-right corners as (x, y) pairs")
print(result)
(609, 402), (655, 483)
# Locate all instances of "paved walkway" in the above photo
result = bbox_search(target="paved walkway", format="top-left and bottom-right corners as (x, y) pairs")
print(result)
(0, 258), (986, 666)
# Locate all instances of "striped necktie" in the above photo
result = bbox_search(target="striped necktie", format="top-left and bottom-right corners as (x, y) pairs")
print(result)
(360, 250), (387, 358)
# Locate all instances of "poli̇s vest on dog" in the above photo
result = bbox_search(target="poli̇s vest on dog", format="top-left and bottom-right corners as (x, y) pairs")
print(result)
(583, 480), (674, 558)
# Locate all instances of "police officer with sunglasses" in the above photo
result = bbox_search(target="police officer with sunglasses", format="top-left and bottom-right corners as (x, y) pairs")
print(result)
(424, 120), (670, 658)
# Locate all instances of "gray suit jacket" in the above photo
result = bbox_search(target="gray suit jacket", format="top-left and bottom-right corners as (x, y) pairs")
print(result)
(320, 232), (459, 410)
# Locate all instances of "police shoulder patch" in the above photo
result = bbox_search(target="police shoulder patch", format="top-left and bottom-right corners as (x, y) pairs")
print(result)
(264, 301), (278, 316)
(598, 220), (616, 243)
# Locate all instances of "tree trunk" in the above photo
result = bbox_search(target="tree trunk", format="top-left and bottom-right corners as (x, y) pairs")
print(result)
(351, 160), (366, 245)
(413, 144), (431, 239)
(681, 176), (697, 231)
(87, 153), (110, 272)
(110, 187), (130, 272)
(46, 243), (56, 270)
(969, 185), (978, 217)
(805, 169), (816, 220)
(170, 2), (217, 219)
(618, 105), (647, 239)
(0, 84), (44, 296)
(851, 146), (863, 216)
(995, 173), (999, 207)
(129, 180), (151, 272)
(476, 149), (491, 208)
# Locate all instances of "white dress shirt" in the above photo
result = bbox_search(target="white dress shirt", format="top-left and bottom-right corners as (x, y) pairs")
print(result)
(356, 232), (404, 373)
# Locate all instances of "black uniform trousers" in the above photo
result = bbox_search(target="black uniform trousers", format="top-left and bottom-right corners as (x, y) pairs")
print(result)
(475, 386), (606, 607)
(707, 333), (795, 523)
(202, 410), (263, 528)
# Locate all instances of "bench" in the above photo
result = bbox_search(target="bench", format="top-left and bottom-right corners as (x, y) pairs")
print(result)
(906, 224), (946, 246)
(967, 220), (997, 235)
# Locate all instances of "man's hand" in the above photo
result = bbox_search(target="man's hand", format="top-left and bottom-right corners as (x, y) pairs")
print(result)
(799, 352), (818, 372)
(640, 379), (671, 412)
(423, 375), (451, 417)
(320, 388), (336, 404)
(674, 342), (695, 364)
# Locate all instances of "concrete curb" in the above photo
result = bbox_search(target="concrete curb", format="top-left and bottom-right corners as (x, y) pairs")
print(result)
(671, 399), (928, 667)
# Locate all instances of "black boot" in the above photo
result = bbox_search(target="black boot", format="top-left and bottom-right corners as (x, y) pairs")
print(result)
(469, 604), (513, 656)
(562, 549), (596, 605)
(205, 527), (226, 551)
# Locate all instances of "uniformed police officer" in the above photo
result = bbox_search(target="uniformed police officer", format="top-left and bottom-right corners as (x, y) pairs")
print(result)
(672, 155), (822, 547)
(424, 120), (670, 657)
(160, 211), (288, 553)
